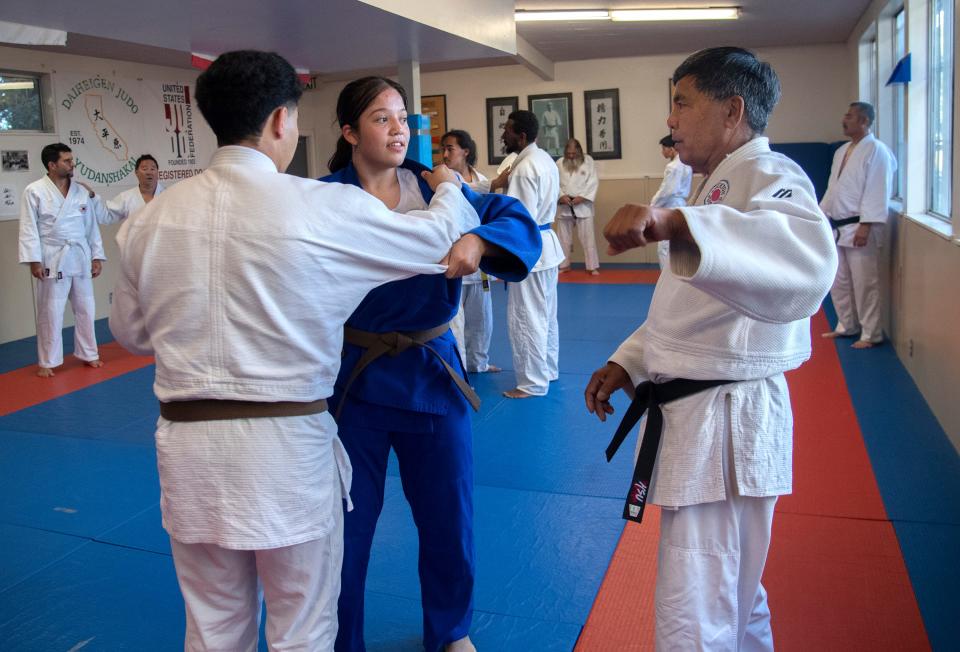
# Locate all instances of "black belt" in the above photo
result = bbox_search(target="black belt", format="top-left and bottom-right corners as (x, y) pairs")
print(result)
(337, 323), (480, 420)
(606, 378), (732, 523)
(828, 215), (860, 229)
(160, 398), (328, 422)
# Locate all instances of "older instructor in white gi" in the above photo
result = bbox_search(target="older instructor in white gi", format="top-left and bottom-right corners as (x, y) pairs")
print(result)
(585, 47), (837, 650)
(820, 101), (896, 349)
(109, 50), (480, 651)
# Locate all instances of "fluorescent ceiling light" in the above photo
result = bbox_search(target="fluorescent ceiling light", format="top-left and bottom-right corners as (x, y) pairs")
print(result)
(515, 11), (610, 22)
(514, 7), (740, 23)
(611, 8), (740, 21)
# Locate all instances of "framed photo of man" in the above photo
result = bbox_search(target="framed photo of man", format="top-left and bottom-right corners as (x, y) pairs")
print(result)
(420, 95), (447, 167)
(584, 88), (622, 160)
(528, 92), (573, 159)
(486, 96), (519, 165)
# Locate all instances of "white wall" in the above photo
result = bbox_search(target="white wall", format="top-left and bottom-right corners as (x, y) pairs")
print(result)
(302, 43), (853, 181)
(0, 44), (206, 344)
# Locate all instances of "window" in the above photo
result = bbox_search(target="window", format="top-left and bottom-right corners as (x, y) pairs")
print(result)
(928, 0), (953, 218)
(893, 8), (906, 198)
(0, 72), (44, 131)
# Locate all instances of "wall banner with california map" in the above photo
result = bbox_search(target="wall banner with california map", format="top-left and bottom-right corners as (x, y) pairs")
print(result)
(53, 73), (215, 188)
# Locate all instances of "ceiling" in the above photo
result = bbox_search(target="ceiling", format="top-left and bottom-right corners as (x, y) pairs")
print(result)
(1, 1), (872, 78)
(515, 0), (873, 61)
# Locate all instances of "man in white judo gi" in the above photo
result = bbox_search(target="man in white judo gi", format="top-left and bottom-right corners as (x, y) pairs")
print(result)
(498, 110), (564, 399)
(585, 47), (837, 650)
(556, 138), (601, 275)
(820, 101), (896, 348)
(109, 50), (480, 651)
(97, 153), (166, 224)
(649, 134), (693, 269)
(18, 142), (106, 377)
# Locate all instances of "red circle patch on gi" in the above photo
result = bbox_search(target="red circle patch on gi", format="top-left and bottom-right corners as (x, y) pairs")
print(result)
(705, 180), (730, 204)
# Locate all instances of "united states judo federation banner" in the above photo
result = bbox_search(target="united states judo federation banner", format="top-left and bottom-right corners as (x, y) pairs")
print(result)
(140, 80), (214, 183)
(53, 72), (215, 188)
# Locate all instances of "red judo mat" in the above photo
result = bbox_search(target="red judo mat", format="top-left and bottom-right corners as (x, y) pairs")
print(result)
(558, 269), (661, 284)
(0, 341), (153, 417)
(575, 310), (930, 651)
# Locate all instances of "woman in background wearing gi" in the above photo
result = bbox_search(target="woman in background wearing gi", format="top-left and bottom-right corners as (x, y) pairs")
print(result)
(441, 129), (500, 374)
(322, 77), (541, 652)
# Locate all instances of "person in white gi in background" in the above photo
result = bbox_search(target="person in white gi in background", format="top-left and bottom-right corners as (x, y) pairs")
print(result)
(820, 101), (896, 349)
(649, 134), (693, 268)
(492, 110), (564, 398)
(556, 138), (600, 275)
(585, 47), (837, 651)
(96, 154), (166, 224)
(18, 142), (106, 378)
(441, 129), (501, 373)
(108, 50), (478, 652)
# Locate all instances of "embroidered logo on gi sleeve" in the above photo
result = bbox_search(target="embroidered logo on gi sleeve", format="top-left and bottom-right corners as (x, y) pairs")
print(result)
(772, 188), (793, 198)
(704, 180), (729, 204)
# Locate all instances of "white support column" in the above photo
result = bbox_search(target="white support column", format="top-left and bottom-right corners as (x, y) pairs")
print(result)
(398, 60), (421, 113)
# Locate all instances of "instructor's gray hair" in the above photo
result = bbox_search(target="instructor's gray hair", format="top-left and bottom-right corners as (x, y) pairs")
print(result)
(672, 47), (781, 134)
(849, 101), (875, 126)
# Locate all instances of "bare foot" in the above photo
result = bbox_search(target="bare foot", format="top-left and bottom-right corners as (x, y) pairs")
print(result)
(446, 636), (476, 652)
(589, 269), (600, 276)
(481, 364), (501, 373)
(851, 340), (877, 349)
(85, 359), (104, 368)
(503, 388), (536, 399)
(36, 367), (55, 378)
(821, 330), (857, 339)
(558, 267), (571, 274)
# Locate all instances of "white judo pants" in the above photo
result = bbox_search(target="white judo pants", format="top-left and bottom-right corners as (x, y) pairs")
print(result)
(506, 266), (559, 396)
(830, 241), (882, 343)
(34, 275), (98, 368)
(556, 216), (600, 271)
(170, 500), (344, 651)
(450, 282), (494, 373)
(654, 414), (777, 652)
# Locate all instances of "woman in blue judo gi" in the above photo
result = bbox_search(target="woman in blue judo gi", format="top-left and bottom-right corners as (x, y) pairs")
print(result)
(322, 77), (541, 652)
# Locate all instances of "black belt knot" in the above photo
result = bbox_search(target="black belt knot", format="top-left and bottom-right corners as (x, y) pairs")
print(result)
(606, 378), (732, 523)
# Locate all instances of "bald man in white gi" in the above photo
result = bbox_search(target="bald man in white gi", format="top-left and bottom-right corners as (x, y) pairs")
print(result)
(586, 47), (837, 651)
(18, 142), (106, 377)
(495, 109), (564, 398)
(556, 138), (600, 275)
(820, 101), (896, 349)
(109, 50), (479, 651)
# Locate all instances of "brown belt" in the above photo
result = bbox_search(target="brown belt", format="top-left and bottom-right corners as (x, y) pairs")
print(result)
(337, 323), (481, 420)
(159, 398), (328, 422)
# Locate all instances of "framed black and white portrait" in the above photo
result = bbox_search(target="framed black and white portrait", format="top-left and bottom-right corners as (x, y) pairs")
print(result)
(528, 92), (573, 159)
(485, 96), (519, 165)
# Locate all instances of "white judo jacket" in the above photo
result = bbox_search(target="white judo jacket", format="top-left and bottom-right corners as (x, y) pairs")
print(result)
(651, 155), (693, 209)
(99, 182), (166, 225)
(507, 142), (564, 272)
(556, 155), (599, 219)
(109, 146), (472, 549)
(609, 137), (837, 507)
(19, 176), (106, 280)
(820, 134), (896, 247)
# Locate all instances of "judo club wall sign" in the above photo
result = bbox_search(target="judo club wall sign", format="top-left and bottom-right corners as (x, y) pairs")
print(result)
(55, 74), (141, 185)
(54, 71), (216, 188)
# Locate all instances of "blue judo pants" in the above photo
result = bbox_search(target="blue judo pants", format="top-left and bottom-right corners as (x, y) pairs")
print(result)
(333, 394), (475, 652)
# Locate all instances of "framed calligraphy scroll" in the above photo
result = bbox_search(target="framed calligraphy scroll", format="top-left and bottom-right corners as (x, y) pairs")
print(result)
(583, 88), (621, 160)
